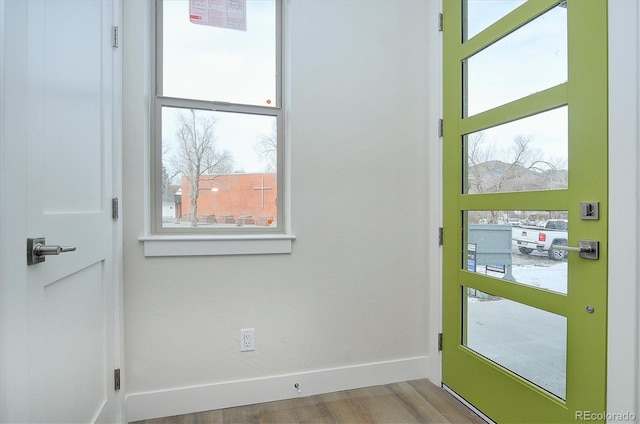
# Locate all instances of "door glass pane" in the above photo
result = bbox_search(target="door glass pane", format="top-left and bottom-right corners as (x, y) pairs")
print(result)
(464, 0), (526, 40)
(161, 106), (278, 228)
(464, 5), (567, 117)
(466, 210), (568, 294)
(464, 287), (567, 399)
(464, 106), (568, 194)
(162, 0), (277, 106)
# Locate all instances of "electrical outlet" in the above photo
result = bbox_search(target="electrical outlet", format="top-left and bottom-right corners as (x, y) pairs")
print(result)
(240, 328), (255, 352)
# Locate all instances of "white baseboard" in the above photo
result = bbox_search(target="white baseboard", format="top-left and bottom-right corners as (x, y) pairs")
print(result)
(126, 356), (430, 422)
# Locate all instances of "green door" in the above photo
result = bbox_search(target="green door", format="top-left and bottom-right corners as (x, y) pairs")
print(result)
(442, 1), (608, 422)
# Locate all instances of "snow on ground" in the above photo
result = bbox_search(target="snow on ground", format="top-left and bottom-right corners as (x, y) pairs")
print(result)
(512, 262), (567, 293)
(476, 256), (567, 294)
(466, 253), (568, 400)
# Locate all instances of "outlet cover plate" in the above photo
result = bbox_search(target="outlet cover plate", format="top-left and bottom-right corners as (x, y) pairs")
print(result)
(240, 328), (255, 351)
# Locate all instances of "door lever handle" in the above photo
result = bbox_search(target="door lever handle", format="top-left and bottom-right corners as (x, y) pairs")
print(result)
(34, 244), (77, 256)
(552, 244), (593, 253)
(27, 237), (77, 265)
(552, 240), (599, 260)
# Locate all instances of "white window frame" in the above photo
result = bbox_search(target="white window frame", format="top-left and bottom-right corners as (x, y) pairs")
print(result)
(142, 0), (293, 256)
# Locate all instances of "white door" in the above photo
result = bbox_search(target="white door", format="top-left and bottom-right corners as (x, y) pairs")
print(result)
(0, 0), (121, 422)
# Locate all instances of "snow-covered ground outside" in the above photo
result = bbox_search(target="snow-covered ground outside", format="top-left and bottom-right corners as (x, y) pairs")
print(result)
(476, 247), (568, 293)
(466, 247), (568, 400)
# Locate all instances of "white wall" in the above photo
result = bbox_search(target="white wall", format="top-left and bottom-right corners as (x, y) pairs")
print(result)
(122, 1), (436, 421)
(607, 1), (640, 422)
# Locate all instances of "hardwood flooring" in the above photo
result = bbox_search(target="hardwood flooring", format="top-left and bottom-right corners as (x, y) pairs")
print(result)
(131, 379), (485, 424)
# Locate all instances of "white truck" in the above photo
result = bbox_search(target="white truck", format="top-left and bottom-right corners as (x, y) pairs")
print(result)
(512, 219), (569, 260)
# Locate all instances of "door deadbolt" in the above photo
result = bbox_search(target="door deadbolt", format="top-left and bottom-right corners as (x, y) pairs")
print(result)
(580, 202), (599, 220)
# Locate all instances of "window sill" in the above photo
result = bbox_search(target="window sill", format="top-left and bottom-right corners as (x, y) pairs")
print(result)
(138, 234), (296, 257)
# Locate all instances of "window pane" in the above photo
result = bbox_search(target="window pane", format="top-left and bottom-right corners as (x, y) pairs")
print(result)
(464, 0), (526, 41)
(161, 107), (277, 228)
(464, 288), (567, 400)
(465, 210), (568, 294)
(162, 0), (277, 106)
(464, 5), (567, 116)
(464, 106), (568, 194)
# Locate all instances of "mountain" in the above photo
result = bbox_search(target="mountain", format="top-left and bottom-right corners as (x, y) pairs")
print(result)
(467, 160), (568, 193)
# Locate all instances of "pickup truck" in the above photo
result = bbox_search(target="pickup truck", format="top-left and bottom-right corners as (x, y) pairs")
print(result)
(512, 219), (569, 260)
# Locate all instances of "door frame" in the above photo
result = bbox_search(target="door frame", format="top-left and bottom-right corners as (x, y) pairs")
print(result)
(606, 0), (640, 419)
(112, 0), (125, 421)
(428, 1), (639, 421)
(0, 0), (125, 421)
(0, 1), (30, 418)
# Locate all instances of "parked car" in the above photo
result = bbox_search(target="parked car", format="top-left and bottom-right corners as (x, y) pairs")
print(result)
(512, 219), (569, 260)
(507, 218), (521, 226)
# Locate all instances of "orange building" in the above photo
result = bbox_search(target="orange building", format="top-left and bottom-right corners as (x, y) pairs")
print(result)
(180, 173), (277, 225)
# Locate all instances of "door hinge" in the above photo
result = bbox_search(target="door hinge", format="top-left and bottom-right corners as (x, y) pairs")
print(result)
(112, 26), (119, 48)
(112, 197), (119, 220)
(114, 368), (121, 391)
(438, 333), (443, 351)
(438, 227), (444, 246)
(438, 118), (444, 138)
(438, 13), (443, 32)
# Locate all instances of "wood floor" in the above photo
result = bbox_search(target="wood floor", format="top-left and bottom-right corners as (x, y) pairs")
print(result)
(131, 379), (485, 424)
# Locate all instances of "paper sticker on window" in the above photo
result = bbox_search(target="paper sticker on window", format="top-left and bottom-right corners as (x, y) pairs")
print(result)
(189, 0), (247, 31)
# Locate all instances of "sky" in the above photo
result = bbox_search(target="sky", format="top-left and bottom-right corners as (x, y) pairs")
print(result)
(161, 0), (277, 175)
(466, 0), (527, 39)
(465, 1), (569, 168)
(467, 106), (568, 169)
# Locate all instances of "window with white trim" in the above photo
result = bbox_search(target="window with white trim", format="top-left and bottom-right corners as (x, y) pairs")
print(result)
(153, 0), (283, 235)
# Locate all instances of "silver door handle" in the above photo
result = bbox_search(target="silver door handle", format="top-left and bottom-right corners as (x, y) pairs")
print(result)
(552, 245), (593, 253)
(34, 244), (77, 256)
(552, 240), (599, 260)
(27, 237), (77, 265)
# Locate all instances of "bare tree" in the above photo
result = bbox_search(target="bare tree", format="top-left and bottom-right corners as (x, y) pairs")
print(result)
(170, 109), (233, 227)
(467, 132), (494, 167)
(467, 132), (493, 194)
(161, 164), (170, 198)
(467, 133), (567, 224)
(254, 121), (277, 172)
(467, 134), (566, 194)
